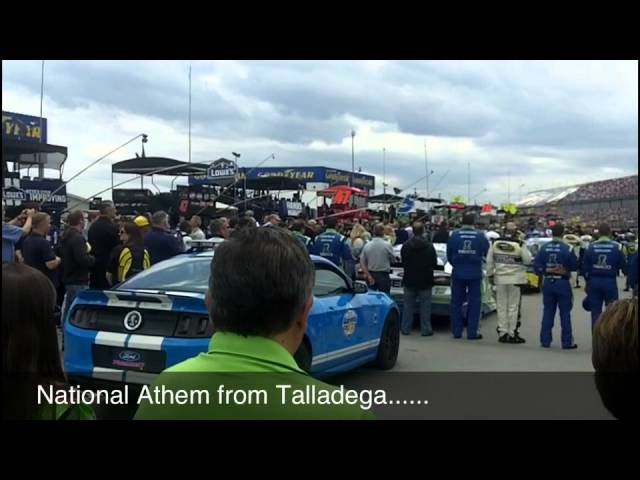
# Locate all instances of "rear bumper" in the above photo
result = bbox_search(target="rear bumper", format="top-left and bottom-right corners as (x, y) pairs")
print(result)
(63, 323), (209, 383)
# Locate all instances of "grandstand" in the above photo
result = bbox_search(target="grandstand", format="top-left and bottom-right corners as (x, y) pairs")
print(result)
(516, 174), (638, 229)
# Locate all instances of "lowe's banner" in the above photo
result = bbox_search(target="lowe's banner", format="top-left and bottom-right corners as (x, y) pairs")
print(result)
(2, 111), (48, 144)
(207, 159), (237, 180)
(2, 178), (66, 209)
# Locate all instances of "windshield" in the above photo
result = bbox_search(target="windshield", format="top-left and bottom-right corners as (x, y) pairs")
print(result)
(118, 254), (212, 293)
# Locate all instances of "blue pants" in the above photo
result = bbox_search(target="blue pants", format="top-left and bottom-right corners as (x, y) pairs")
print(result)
(540, 278), (573, 348)
(401, 287), (433, 335)
(588, 276), (618, 328)
(451, 277), (481, 338)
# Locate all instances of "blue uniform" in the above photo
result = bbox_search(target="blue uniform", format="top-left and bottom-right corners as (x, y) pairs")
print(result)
(583, 237), (626, 327)
(309, 228), (352, 270)
(446, 226), (490, 338)
(534, 238), (578, 348)
(628, 252), (638, 292)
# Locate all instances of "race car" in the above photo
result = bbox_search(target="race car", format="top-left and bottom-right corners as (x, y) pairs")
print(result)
(64, 247), (401, 386)
(388, 243), (496, 320)
(524, 237), (552, 292)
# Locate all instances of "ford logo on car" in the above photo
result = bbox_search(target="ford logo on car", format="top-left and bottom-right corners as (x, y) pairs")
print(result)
(118, 350), (141, 362)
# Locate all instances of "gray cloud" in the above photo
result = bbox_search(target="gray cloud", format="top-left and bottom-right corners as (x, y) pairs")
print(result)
(2, 60), (636, 203)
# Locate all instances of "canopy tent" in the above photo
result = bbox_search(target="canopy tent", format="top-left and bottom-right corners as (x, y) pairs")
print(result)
(416, 196), (444, 204)
(367, 193), (403, 204)
(111, 157), (209, 176)
(242, 176), (305, 191)
(317, 185), (368, 196)
(3, 138), (68, 177)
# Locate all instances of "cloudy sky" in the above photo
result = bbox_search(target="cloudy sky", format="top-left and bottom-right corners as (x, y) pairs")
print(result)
(2, 60), (638, 205)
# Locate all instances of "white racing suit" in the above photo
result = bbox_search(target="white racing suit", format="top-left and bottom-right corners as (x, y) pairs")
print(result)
(486, 238), (532, 337)
(563, 234), (582, 287)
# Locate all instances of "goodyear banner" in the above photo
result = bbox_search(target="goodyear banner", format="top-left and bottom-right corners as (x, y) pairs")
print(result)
(190, 166), (375, 193)
(2, 111), (48, 144)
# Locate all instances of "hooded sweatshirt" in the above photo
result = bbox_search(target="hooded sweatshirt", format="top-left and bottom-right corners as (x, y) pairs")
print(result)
(400, 235), (438, 289)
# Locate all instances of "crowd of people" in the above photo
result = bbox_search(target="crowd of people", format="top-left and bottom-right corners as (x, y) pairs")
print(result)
(562, 175), (637, 203)
(2, 199), (639, 419)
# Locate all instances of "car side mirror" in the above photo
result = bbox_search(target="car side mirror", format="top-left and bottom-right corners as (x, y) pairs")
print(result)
(353, 281), (368, 294)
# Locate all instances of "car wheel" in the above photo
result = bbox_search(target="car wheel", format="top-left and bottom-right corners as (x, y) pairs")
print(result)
(293, 338), (312, 373)
(374, 312), (400, 370)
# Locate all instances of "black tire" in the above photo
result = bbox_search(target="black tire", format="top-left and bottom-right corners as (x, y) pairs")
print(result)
(293, 338), (312, 373)
(374, 312), (400, 370)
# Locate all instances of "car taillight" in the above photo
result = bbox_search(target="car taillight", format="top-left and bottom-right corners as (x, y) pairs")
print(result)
(175, 315), (215, 338)
(70, 309), (98, 329)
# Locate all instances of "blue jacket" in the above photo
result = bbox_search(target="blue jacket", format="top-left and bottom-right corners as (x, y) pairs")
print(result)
(309, 228), (352, 268)
(144, 227), (182, 265)
(446, 226), (489, 280)
(533, 237), (578, 278)
(583, 237), (626, 280)
(628, 252), (638, 289)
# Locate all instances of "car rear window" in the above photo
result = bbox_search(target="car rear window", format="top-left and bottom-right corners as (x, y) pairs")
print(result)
(118, 255), (211, 293)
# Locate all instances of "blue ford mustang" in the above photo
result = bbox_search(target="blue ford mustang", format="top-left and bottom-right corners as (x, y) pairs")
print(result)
(64, 250), (400, 385)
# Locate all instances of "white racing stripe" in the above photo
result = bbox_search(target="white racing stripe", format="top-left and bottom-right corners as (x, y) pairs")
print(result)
(312, 339), (380, 366)
(127, 335), (165, 351)
(95, 331), (128, 347)
(125, 371), (159, 385)
(92, 367), (125, 383)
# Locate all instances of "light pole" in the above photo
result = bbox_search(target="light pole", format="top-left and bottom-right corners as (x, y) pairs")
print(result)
(473, 188), (487, 205)
(232, 152), (241, 206)
(382, 148), (386, 197)
(351, 129), (355, 187)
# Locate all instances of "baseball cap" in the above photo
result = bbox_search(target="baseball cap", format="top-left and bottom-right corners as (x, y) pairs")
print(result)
(134, 216), (150, 228)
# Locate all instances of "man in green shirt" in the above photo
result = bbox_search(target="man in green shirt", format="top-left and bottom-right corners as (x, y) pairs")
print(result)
(290, 219), (313, 253)
(135, 227), (372, 420)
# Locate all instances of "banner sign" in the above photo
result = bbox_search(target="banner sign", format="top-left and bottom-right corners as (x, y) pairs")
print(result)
(2, 178), (66, 209)
(207, 159), (237, 180)
(190, 166), (375, 193)
(2, 111), (48, 144)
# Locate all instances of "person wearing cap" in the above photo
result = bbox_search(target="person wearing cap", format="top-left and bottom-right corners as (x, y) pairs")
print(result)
(134, 215), (151, 236)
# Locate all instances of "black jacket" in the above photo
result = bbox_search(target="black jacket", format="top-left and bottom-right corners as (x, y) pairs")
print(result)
(61, 228), (96, 285)
(88, 217), (120, 265)
(432, 230), (449, 244)
(401, 236), (438, 289)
